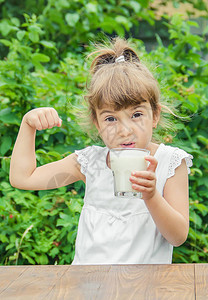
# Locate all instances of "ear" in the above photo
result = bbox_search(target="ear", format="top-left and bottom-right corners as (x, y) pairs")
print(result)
(153, 105), (161, 128)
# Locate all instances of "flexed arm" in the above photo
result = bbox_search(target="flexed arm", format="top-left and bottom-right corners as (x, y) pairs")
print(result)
(10, 107), (84, 190)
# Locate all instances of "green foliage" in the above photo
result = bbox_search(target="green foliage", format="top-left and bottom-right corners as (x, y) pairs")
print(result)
(0, 1), (207, 264)
(0, 0), (155, 57)
(0, 13), (88, 265)
(0, 183), (83, 265)
(150, 14), (208, 262)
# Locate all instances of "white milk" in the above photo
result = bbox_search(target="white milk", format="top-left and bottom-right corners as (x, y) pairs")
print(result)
(109, 149), (149, 197)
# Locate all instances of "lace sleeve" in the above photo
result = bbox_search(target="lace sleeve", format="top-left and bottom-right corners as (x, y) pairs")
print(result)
(167, 148), (193, 179)
(75, 147), (91, 175)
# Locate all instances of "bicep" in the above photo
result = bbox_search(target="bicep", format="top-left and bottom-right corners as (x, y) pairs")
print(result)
(22, 153), (85, 190)
(163, 159), (189, 223)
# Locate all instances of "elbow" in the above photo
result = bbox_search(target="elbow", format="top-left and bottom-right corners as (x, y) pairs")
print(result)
(171, 229), (189, 247)
(172, 238), (187, 247)
(9, 177), (20, 189)
(9, 175), (16, 188)
(9, 175), (26, 190)
(9, 169), (18, 188)
(171, 217), (189, 247)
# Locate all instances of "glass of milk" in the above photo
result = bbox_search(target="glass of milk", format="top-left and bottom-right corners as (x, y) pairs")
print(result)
(108, 148), (150, 198)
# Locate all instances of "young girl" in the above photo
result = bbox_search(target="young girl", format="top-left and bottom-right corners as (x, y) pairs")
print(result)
(10, 38), (193, 264)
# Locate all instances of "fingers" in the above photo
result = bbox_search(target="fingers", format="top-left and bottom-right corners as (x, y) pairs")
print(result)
(129, 155), (158, 200)
(130, 173), (155, 187)
(50, 108), (62, 127)
(38, 110), (49, 130)
(130, 171), (157, 200)
(145, 155), (158, 172)
(24, 107), (62, 131)
(131, 156), (157, 178)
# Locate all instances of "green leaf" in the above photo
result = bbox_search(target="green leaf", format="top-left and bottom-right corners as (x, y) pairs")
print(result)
(0, 181), (12, 191)
(101, 16), (125, 35)
(155, 34), (163, 47)
(17, 30), (26, 41)
(65, 13), (79, 27)
(0, 136), (12, 156)
(32, 53), (50, 63)
(57, 213), (73, 228)
(59, 0), (70, 8)
(190, 253), (199, 262)
(197, 135), (208, 146)
(29, 31), (39, 43)
(187, 20), (199, 28)
(40, 40), (56, 49)
(115, 15), (131, 30)
(190, 213), (202, 228)
(21, 252), (36, 264)
(1, 157), (10, 174)
(171, 14), (183, 27)
(129, 1), (141, 13)
(37, 253), (49, 264)
(194, 203), (208, 216)
(6, 243), (15, 251)
(11, 17), (20, 27)
(69, 200), (82, 213)
(0, 108), (20, 125)
(0, 39), (12, 47)
(50, 247), (59, 257)
(86, 3), (97, 13)
(0, 20), (16, 36)
(67, 231), (77, 244)
(0, 234), (9, 243)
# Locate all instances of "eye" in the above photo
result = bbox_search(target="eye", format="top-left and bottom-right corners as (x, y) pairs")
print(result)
(132, 112), (143, 119)
(105, 116), (116, 122)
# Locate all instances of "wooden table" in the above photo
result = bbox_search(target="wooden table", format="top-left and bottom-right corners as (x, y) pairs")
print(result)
(0, 264), (207, 299)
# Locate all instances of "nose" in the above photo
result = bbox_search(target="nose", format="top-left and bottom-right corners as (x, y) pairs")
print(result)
(117, 120), (133, 137)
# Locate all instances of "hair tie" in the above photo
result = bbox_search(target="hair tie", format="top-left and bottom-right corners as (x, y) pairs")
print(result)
(115, 55), (125, 63)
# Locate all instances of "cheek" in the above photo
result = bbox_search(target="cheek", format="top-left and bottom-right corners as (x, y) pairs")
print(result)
(99, 125), (118, 143)
(133, 118), (149, 132)
(133, 119), (153, 137)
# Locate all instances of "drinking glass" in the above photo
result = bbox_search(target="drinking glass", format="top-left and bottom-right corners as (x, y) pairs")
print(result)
(107, 148), (150, 197)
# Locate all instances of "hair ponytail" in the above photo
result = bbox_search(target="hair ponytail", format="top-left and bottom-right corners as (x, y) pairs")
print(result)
(89, 37), (140, 74)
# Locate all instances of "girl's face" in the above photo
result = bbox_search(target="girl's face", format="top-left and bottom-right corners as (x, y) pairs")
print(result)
(94, 102), (160, 152)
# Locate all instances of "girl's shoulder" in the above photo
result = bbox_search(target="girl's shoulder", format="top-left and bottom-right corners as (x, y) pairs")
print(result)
(155, 143), (193, 177)
(75, 145), (107, 157)
(74, 145), (107, 175)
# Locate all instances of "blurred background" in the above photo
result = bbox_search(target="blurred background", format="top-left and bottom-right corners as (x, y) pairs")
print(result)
(0, 0), (207, 265)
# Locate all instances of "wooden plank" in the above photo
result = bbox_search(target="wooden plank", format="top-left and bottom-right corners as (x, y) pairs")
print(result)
(47, 265), (111, 300)
(0, 265), (69, 300)
(195, 264), (208, 300)
(93, 264), (195, 300)
(0, 264), (197, 300)
(94, 264), (149, 300)
(143, 264), (195, 300)
(0, 266), (27, 294)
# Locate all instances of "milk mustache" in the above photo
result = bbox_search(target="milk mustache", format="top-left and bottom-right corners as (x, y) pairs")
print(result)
(109, 148), (150, 197)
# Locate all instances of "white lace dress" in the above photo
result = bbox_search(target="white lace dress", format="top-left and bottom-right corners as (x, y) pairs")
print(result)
(72, 143), (193, 265)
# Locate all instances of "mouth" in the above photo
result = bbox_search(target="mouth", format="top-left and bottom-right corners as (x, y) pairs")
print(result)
(120, 142), (136, 148)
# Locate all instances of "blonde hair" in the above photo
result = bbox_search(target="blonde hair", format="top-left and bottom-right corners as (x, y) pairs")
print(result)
(78, 37), (175, 141)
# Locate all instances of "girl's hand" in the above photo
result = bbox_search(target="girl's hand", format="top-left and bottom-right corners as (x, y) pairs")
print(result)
(23, 107), (62, 131)
(129, 156), (158, 201)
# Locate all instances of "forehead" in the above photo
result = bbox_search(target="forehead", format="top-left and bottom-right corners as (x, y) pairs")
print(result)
(97, 102), (152, 115)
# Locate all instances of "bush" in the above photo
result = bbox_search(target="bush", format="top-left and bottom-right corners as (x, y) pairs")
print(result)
(150, 15), (208, 262)
(0, 2), (207, 264)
